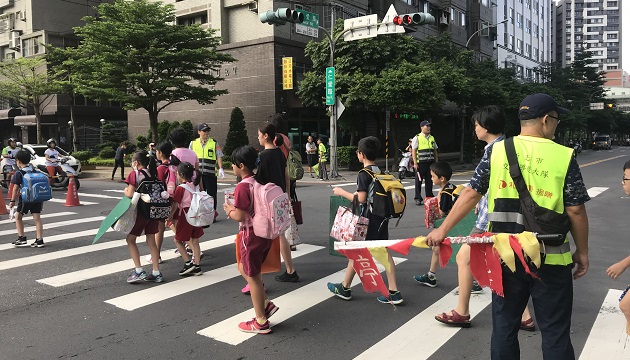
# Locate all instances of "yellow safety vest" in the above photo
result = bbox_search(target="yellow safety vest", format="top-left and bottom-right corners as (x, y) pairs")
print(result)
(487, 135), (574, 265)
(190, 138), (217, 175)
(318, 143), (327, 163)
(415, 133), (436, 163)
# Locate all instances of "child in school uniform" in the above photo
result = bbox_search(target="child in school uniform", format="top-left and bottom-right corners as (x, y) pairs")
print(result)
(10, 150), (45, 248)
(123, 150), (163, 283)
(168, 162), (204, 276)
(224, 145), (279, 334)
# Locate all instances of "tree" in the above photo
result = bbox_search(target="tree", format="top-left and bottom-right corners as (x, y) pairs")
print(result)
(223, 107), (248, 156)
(68, 0), (234, 143)
(0, 57), (59, 144)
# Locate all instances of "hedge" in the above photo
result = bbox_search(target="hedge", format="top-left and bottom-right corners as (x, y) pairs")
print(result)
(88, 157), (131, 166)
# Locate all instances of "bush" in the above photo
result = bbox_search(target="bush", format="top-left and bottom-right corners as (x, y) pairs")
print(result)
(98, 148), (116, 159)
(72, 150), (93, 164)
(337, 146), (358, 166)
(88, 157), (131, 166)
(136, 135), (149, 151)
(224, 107), (248, 156)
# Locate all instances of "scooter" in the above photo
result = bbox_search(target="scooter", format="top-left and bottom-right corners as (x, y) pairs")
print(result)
(398, 149), (415, 180)
(36, 158), (80, 190)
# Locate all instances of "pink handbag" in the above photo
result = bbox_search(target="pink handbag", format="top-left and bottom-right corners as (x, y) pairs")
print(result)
(330, 205), (369, 242)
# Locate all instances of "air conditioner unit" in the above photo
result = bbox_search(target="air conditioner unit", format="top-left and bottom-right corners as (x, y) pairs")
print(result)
(248, 1), (258, 13)
(9, 30), (20, 50)
(439, 14), (449, 26)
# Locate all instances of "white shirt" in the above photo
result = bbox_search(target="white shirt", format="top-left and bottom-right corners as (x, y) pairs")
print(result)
(411, 133), (438, 150)
(44, 148), (60, 167)
(305, 142), (317, 154)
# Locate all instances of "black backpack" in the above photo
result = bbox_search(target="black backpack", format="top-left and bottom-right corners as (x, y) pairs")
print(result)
(136, 170), (171, 220)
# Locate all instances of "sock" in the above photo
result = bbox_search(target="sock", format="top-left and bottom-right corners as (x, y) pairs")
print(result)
(256, 316), (267, 325)
(135, 267), (143, 274)
(428, 271), (436, 279)
(389, 289), (398, 295)
(152, 270), (160, 276)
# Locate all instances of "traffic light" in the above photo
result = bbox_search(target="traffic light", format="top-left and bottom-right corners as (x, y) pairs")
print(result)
(260, 8), (304, 26)
(392, 13), (435, 27)
(606, 103), (616, 109)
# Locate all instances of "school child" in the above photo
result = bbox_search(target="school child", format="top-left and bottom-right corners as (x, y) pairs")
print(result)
(223, 145), (279, 334)
(414, 161), (456, 288)
(123, 150), (163, 283)
(317, 137), (328, 181)
(10, 150), (45, 248)
(168, 162), (204, 276)
(606, 159), (630, 335)
(329, 136), (403, 304)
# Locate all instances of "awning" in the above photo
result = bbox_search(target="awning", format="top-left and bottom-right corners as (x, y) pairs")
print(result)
(13, 115), (57, 126)
(0, 108), (21, 121)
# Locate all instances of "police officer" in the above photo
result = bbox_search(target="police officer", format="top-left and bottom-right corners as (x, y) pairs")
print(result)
(189, 123), (224, 219)
(411, 120), (438, 205)
(426, 93), (590, 359)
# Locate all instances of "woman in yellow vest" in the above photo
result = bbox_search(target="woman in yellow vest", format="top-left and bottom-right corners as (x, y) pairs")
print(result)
(425, 94), (590, 359)
(317, 137), (328, 181)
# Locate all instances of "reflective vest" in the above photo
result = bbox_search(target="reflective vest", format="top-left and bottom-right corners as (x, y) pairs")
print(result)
(318, 143), (327, 163)
(415, 133), (436, 163)
(190, 138), (217, 175)
(487, 135), (574, 265)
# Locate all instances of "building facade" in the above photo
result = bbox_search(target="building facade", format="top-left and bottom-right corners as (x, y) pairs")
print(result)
(0, 0), (127, 148)
(552, 0), (621, 72)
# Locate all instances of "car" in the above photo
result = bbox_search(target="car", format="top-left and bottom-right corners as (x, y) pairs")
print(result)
(0, 144), (82, 176)
(592, 135), (612, 150)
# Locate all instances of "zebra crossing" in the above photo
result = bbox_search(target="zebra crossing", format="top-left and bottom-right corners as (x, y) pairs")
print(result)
(0, 185), (627, 359)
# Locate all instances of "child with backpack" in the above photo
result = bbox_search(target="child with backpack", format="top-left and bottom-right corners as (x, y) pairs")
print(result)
(224, 145), (279, 334)
(329, 136), (403, 304)
(10, 149), (50, 248)
(168, 162), (204, 276)
(123, 150), (163, 283)
(414, 161), (456, 288)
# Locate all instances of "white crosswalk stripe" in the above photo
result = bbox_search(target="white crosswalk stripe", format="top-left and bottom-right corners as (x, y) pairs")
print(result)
(579, 289), (630, 359)
(0, 211), (76, 225)
(0, 216), (104, 237)
(587, 187), (608, 198)
(66, 192), (120, 199)
(48, 198), (99, 205)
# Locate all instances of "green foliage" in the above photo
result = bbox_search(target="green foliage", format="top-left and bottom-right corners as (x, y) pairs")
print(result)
(222, 157), (232, 169)
(72, 150), (93, 164)
(181, 120), (194, 140)
(337, 146), (358, 166)
(136, 135), (149, 150)
(98, 148), (117, 159)
(224, 107), (248, 156)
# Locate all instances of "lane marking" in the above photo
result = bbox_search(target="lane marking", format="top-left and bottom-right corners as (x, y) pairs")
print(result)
(197, 257), (407, 345)
(48, 198), (98, 205)
(65, 192), (120, 199)
(0, 212), (76, 226)
(580, 155), (626, 168)
(587, 187), (608, 198)
(38, 233), (230, 287)
(104, 244), (324, 311)
(355, 288), (492, 359)
(0, 216), (105, 237)
(103, 190), (124, 193)
(579, 289), (630, 360)
(0, 227), (113, 251)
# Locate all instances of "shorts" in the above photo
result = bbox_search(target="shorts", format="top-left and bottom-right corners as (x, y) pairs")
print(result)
(239, 228), (273, 277)
(17, 200), (43, 215)
(174, 212), (204, 242)
(129, 212), (159, 237)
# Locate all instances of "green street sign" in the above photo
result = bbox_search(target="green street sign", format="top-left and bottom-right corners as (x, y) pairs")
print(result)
(326, 67), (335, 105)
(296, 10), (319, 38)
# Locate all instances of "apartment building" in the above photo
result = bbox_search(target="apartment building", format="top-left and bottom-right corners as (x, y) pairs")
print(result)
(0, 0), (126, 147)
(552, 0), (621, 72)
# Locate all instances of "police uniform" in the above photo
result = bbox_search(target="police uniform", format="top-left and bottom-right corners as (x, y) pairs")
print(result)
(189, 132), (222, 206)
(412, 122), (437, 202)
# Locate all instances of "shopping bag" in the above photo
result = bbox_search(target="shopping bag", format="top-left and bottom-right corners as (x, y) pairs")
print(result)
(235, 233), (281, 274)
(285, 214), (301, 246)
(291, 193), (303, 225)
(112, 202), (138, 233)
(330, 205), (369, 242)
(424, 196), (440, 229)
(312, 163), (319, 177)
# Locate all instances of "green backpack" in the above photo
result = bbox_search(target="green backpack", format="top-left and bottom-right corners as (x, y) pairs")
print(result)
(287, 149), (304, 181)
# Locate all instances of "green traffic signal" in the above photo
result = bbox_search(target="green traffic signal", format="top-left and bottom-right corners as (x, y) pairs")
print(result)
(260, 8), (304, 25)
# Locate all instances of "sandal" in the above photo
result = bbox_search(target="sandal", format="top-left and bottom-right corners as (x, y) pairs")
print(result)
(520, 318), (536, 332)
(435, 309), (471, 328)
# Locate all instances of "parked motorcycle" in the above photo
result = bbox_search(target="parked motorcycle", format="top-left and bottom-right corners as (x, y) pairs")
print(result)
(569, 140), (582, 157)
(398, 149), (415, 180)
(36, 158), (80, 190)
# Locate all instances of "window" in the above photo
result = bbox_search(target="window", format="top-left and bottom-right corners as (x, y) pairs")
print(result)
(517, 39), (523, 54)
(534, 24), (538, 37)
(460, 12), (465, 27)
(526, 19), (531, 33)
(510, 35), (515, 50)
(607, 33), (618, 39)
(526, 0), (531, 9)
(510, 8), (514, 24)
(541, 5), (544, 19)
(176, 11), (208, 26)
(517, 13), (522, 28)
(534, 47), (539, 60)
(22, 36), (42, 57)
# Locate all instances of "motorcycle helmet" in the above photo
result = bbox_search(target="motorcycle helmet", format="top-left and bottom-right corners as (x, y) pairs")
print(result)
(47, 138), (57, 147)
(8, 137), (17, 146)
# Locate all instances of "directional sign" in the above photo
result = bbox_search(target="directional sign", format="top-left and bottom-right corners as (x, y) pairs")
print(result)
(590, 102), (604, 110)
(336, 98), (346, 119)
(326, 67), (335, 105)
(296, 10), (319, 38)
(343, 14), (378, 42)
(377, 4), (405, 35)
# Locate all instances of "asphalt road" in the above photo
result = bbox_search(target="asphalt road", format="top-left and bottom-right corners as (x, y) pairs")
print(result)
(0, 147), (628, 360)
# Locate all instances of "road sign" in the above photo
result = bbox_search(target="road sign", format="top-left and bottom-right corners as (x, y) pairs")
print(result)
(282, 57), (293, 90)
(336, 99), (345, 119)
(296, 10), (319, 38)
(326, 67), (335, 105)
(590, 102), (604, 110)
(377, 4), (405, 35)
(343, 14), (378, 42)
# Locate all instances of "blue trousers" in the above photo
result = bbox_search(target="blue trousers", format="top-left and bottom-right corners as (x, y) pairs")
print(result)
(491, 259), (575, 360)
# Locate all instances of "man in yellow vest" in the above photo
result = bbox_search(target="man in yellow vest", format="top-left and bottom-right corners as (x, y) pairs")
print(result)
(189, 123), (225, 221)
(411, 120), (438, 205)
(426, 94), (590, 359)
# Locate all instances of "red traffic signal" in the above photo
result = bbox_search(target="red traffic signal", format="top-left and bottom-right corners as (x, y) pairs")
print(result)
(392, 13), (435, 26)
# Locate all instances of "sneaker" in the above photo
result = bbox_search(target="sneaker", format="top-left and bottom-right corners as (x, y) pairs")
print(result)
(144, 254), (163, 264)
(327, 282), (352, 300)
(471, 281), (483, 294)
(30, 238), (45, 248)
(415, 199), (423, 206)
(414, 273), (437, 287)
(265, 301), (279, 319)
(144, 273), (165, 283)
(242, 283), (267, 294)
(179, 262), (196, 276)
(275, 270), (299, 283)
(127, 270), (147, 283)
(189, 266), (202, 276)
(377, 291), (404, 305)
(238, 318), (271, 334)
(12, 236), (27, 247)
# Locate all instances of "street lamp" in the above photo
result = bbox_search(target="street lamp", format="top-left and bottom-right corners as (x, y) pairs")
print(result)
(465, 18), (508, 49)
(68, 120), (78, 153)
(100, 118), (106, 144)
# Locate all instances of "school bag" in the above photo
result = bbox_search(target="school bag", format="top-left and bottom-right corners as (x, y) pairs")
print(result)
(163, 163), (179, 197)
(179, 183), (215, 227)
(287, 149), (304, 181)
(241, 177), (291, 239)
(360, 166), (406, 224)
(20, 166), (52, 203)
(136, 170), (171, 220)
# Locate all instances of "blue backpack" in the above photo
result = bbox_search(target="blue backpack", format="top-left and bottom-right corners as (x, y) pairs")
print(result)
(20, 167), (52, 203)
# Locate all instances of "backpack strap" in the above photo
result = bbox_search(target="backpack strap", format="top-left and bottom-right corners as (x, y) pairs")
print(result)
(179, 183), (196, 193)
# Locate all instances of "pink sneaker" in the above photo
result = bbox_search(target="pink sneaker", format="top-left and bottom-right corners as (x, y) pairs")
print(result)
(241, 283), (266, 294)
(238, 318), (271, 334)
(265, 301), (279, 319)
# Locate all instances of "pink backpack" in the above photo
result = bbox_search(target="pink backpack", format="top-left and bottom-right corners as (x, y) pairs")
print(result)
(241, 177), (291, 239)
(165, 164), (178, 197)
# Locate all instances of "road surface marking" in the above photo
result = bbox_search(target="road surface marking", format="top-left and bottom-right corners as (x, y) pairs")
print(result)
(48, 198), (99, 205)
(0, 216), (105, 237)
(579, 289), (630, 360)
(65, 192), (120, 199)
(580, 155), (626, 168)
(587, 187), (608, 198)
(0, 211), (76, 225)
(355, 288), (491, 359)
(0, 227), (114, 251)
(104, 244), (324, 311)
(197, 257), (407, 345)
